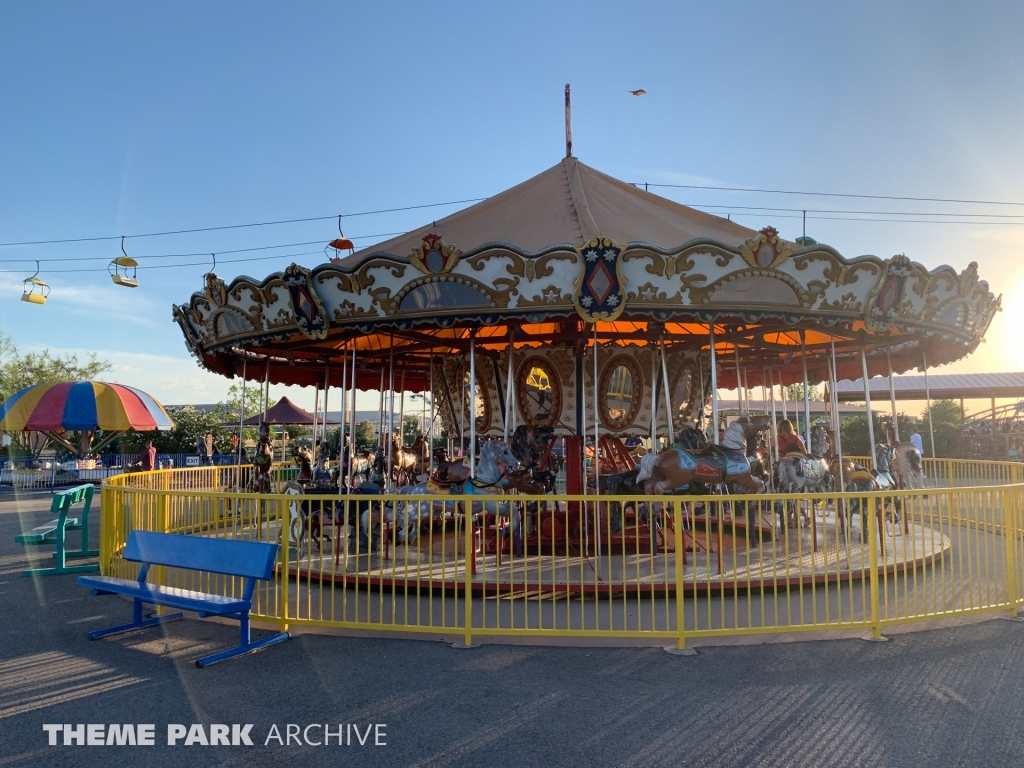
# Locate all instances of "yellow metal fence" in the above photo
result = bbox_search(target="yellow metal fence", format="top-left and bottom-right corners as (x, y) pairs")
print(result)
(100, 460), (1024, 648)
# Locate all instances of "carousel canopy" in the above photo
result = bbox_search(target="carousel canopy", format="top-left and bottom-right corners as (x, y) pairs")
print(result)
(173, 155), (1000, 436)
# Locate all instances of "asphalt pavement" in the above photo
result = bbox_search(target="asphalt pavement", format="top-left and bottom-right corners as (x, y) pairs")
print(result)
(2, 488), (1024, 767)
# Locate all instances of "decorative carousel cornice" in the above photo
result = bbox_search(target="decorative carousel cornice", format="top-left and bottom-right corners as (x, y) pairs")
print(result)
(174, 229), (998, 369)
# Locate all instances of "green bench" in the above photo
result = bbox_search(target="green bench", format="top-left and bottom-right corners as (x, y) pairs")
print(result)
(16, 484), (99, 576)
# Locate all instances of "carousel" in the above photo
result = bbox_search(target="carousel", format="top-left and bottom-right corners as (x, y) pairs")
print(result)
(171, 147), (999, 594)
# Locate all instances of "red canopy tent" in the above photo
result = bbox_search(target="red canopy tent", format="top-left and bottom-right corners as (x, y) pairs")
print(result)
(241, 396), (338, 426)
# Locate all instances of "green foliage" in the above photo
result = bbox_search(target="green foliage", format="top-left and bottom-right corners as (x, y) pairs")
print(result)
(354, 420), (376, 452)
(0, 334), (112, 456)
(120, 405), (228, 455)
(402, 414), (421, 445)
(920, 399), (964, 458)
(222, 382), (276, 444)
(837, 399), (962, 458)
(784, 383), (823, 402)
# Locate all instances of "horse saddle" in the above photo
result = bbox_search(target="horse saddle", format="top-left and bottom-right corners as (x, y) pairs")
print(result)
(680, 446), (732, 483)
(431, 460), (471, 487)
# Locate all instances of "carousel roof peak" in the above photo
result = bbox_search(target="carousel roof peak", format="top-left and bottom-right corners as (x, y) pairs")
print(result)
(344, 157), (759, 263)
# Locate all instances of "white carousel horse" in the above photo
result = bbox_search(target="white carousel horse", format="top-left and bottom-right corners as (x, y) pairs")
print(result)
(371, 439), (521, 544)
(881, 420), (925, 490)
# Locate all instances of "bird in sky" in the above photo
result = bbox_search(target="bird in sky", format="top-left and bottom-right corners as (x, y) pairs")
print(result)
(628, 89), (647, 96)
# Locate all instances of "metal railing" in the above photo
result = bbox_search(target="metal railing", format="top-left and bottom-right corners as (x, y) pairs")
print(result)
(99, 459), (1024, 648)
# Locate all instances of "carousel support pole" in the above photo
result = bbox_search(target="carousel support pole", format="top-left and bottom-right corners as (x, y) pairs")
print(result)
(460, 356), (466, 458)
(886, 347), (899, 442)
(697, 357), (705, 429)
(322, 367), (330, 447)
(709, 324), (719, 443)
(349, 344), (357, 489)
(650, 348), (659, 448)
(399, 370), (407, 450)
(503, 329), (515, 441)
(469, 333), (476, 479)
(429, 353), (435, 475)
(779, 375), (788, 422)
(387, 340), (395, 492)
(801, 331), (811, 448)
(237, 356), (247, 466)
(377, 369), (385, 453)
(860, 347), (877, 471)
(312, 383), (319, 455)
(830, 337), (845, 493)
(922, 349), (937, 461)
(593, 326), (602, 568)
(733, 340), (744, 418)
(660, 334), (674, 446)
(338, 358), (346, 482)
(262, 359), (270, 426)
(762, 366), (775, 486)
(768, 368), (778, 463)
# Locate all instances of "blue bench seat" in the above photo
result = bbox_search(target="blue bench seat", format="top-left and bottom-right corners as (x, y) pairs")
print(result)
(78, 531), (290, 667)
(77, 575), (251, 616)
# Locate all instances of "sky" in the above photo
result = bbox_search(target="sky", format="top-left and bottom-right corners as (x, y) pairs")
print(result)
(2, 1), (1024, 418)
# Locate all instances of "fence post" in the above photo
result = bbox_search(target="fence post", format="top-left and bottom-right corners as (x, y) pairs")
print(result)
(1005, 489), (1019, 618)
(948, 460), (954, 489)
(463, 501), (473, 647)
(279, 498), (289, 633)
(867, 491), (885, 640)
(673, 501), (687, 650)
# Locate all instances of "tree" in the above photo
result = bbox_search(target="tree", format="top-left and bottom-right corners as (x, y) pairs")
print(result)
(120, 405), (228, 455)
(920, 399), (964, 458)
(354, 420), (376, 452)
(784, 383), (823, 403)
(221, 382), (276, 444)
(402, 414), (421, 445)
(0, 334), (111, 456)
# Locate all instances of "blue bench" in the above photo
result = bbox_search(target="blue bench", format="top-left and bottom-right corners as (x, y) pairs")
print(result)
(16, 484), (98, 576)
(77, 531), (291, 667)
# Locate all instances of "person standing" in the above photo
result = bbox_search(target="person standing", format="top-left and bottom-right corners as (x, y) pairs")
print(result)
(140, 440), (157, 472)
(204, 433), (216, 465)
(910, 430), (924, 455)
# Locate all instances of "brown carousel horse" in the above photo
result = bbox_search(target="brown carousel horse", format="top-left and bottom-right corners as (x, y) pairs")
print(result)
(635, 421), (766, 496)
(389, 434), (420, 486)
(252, 423), (274, 493)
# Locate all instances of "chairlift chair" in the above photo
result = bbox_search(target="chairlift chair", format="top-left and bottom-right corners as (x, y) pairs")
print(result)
(21, 262), (49, 305)
(109, 237), (139, 287)
(327, 215), (355, 263)
(109, 257), (139, 288)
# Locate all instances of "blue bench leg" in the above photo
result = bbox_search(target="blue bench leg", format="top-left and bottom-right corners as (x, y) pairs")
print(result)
(195, 613), (290, 668)
(195, 633), (291, 667)
(87, 598), (183, 640)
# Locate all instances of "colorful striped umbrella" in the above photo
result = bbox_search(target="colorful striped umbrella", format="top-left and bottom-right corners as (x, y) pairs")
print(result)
(0, 381), (174, 433)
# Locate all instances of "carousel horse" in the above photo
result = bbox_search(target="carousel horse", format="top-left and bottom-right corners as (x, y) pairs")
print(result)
(384, 440), (538, 544)
(343, 449), (373, 485)
(389, 434), (420, 486)
(410, 435), (431, 478)
(881, 420), (926, 490)
(510, 425), (557, 494)
(293, 446), (313, 482)
(252, 423), (274, 493)
(312, 439), (331, 482)
(636, 423), (766, 496)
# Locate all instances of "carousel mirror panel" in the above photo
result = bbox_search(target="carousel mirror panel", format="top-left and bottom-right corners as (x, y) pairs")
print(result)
(671, 360), (698, 432)
(516, 357), (561, 428)
(463, 371), (491, 433)
(600, 357), (643, 431)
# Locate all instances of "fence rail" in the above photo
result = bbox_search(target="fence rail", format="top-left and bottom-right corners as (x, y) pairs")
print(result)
(100, 459), (1024, 648)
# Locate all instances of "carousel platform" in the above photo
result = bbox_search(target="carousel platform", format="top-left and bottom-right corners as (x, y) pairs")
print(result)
(249, 507), (950, 596)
